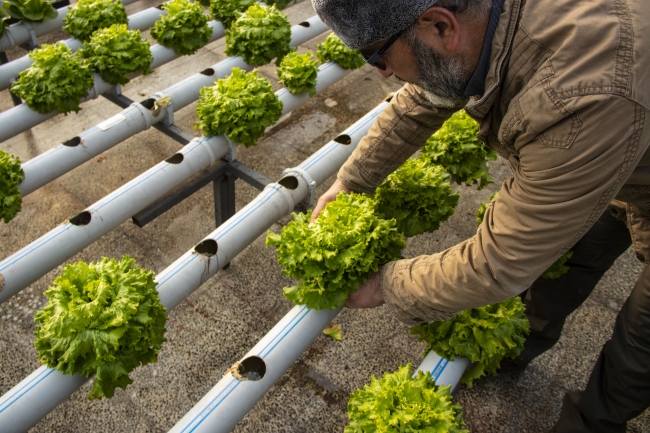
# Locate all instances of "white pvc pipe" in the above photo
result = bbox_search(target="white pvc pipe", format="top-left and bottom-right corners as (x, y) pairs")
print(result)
(0, 13), (328, 144)
(0, 98), (389, 433)
(0, 19), (224, 143)
(0, 61), (351, 304)
(415, 351), (470, 393)
(17, 17), (330, 196)
(169, 306), (341, 433)
(0, 0), (140, 52)
(0, 5), (165, 91)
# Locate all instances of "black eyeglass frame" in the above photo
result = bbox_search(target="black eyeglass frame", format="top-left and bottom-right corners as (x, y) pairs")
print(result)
(361, 29), (406, 71)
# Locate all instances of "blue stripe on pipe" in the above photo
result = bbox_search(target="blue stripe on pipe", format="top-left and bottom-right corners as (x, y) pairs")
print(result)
(0, 224), (71, 271)
(0, 368), (55, 413)
(300, 104), (385, 171)
(181, 305), (312, 432)
(156, 185), (280, 288)
(259, 305), (309, 358)
(429, 358), (449, 382)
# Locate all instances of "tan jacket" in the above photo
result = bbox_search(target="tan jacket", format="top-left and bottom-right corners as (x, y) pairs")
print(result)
(338, 0), (650, 325)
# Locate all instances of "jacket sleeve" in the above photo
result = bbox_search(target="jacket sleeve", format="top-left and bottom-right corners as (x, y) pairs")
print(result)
(337, 83), (467, 193)
(380, 94), (649, 325)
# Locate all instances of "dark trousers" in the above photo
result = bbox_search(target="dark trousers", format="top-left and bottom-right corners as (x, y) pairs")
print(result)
(517, 210), (650, 432)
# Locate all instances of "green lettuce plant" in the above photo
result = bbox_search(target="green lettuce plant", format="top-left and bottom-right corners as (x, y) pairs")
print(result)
(82, 23), (153, 86)
(375, 156), (459, 237)
(316, 33), (365, 70)
(541, 251), (573, 279)
(346, 364), (468, 433)
(2, 0), (57, 21)
(277, 51), (319, 96)
(266, 192), (405, 310)
(62, 0), (127, 42)
(195, 67), (283, 147)
(11, 42), (94, 114)
(476, 191), (573, 279)
(0, 7), (10, 38)
(224, 3), (292, 66)
(151, 0), (211, 55)
(268, 0), (296, 9)
(411, 297), (529, 387)
(209, 0), (254, 29)
(476, 191), (498, 226)
(0, 150), (24, 223)
(34, 255), (168, 399)
(422, 110), (497, 190)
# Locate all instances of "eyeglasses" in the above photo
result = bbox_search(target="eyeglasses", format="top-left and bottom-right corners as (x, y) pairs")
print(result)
(361, 29), (405, 71)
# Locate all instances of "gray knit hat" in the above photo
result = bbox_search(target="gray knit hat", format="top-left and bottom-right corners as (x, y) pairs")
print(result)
(312, 0), (437, 49)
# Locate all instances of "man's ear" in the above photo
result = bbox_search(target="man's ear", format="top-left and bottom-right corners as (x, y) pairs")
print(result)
(416, 7), (461, 54)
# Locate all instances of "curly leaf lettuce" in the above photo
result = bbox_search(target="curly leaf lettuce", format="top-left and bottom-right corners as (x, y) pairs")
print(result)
(423, 110), (497, 190)
(346, 364), (468, 433)
(83, 24), (153, 86)
(476, 191), (499, 226)
(0, 150), (24, 223)
(209, 0), (254, 29)
(541, 251), (573, 279)
(266, 193), (405, 310)
(195, 67), (283, 147)
(411, 297), (529, 388)
(224, 3), (292, 66)
(34, 256), (168, 399)
(62, 0), (127, 42)
(2, 0), (57, 21)
(316, 33), (364, 70)
(375, 156), (459, 237)
(277, 51), (319, 96)
(0, 8), (10, 38)
(11, 42), (95, 114)
(151, 0), (211, 55)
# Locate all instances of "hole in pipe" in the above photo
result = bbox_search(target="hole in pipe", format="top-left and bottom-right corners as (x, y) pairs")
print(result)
(385, 94), (394, 103)
(298, 21), (310, 27)
(165, 153), (184, 164)
(237, 356), (266, 381)
(200, 68), (215, 76)
(155, 3), (164, 9)
(69, 211), (91, 226)
(63, 136), (81, 147)
(278, 176), (298, 190)
(140, 98), (155, 109)
(334, 134), (351, 145)
(194, 239), (218, 256)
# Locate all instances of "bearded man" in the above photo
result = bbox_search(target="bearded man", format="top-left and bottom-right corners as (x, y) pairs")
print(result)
(310, 0), (650, 431)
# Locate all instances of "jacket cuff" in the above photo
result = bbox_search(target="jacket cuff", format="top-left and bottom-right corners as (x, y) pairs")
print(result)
(380, 259), (458, 325)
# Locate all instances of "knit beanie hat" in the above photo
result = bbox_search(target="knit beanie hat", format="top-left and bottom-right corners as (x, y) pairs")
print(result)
(311, 0), (437, 49)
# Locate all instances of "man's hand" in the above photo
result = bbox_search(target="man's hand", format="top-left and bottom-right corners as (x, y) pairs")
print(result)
(310, 178), (351, 224)
(344, 270), (384, 309)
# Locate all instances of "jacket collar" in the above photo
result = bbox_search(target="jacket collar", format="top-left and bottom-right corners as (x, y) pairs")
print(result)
(465, 0), (523, 119)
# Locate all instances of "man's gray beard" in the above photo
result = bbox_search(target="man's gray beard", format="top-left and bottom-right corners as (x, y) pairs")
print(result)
(402, 34), (471, 108)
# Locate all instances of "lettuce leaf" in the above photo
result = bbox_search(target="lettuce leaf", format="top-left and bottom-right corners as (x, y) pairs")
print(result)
(0, 7), (10, 38)
(224, 3), (292, 66)
(2, 0), (57, 21)
(346, 364), (469, 433)
(209, 0), (255, 29)
(411, 297), (529, 388)
(82, 23), (153, 86)
(151, 0), (211, 55)
(11, 42), (95, 114)
(423, 110), (497, 190)
(63, 0), (127, 42)
(475, 191), (498, 226)
(541, 251), (573, 279)
(34, 256), (167, 399)
(277, 51), (319, 96)
(316, 33), (364, 70)
(0, 150), (24, 223)
(375, 156), (459, 237)
(266, 193), (405, 310)
(195, 67), (283, 147)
